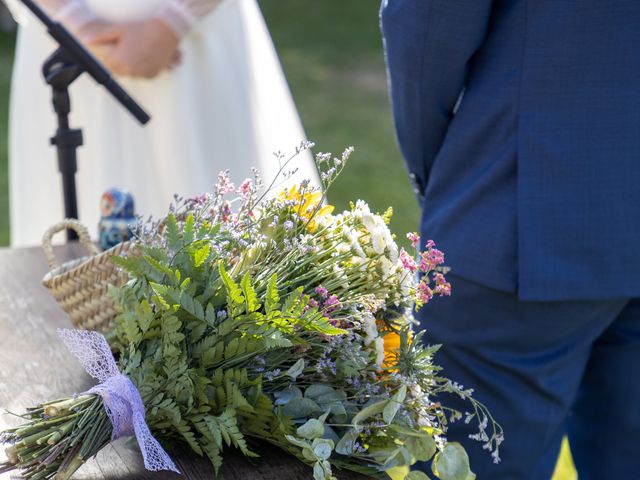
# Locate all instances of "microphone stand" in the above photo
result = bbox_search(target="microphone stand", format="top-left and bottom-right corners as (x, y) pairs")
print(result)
(19, 0), (151, 241)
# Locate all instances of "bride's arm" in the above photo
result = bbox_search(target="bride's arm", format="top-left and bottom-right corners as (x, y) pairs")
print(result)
(156, 0), (223, 37)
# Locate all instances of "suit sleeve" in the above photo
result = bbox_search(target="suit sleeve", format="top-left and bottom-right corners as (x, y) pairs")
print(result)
(381, 0), (494, 200)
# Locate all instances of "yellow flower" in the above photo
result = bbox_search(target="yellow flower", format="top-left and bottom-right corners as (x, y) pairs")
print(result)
(279, 185), (334, 232)
(378, 321), (412, 369)
(382, 330), (402, 369)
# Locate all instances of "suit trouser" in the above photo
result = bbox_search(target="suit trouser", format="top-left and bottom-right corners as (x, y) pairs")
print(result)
(416, 275), (640, 479)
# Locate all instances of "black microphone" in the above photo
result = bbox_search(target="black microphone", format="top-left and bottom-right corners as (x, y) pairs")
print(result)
(19, 0), (150, 125)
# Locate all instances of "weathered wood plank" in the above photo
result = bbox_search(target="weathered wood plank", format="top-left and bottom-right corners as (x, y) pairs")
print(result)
(0, 245), (370, 479)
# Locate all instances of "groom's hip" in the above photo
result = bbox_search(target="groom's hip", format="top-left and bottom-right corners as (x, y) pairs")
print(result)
(416, 274), (640, 479)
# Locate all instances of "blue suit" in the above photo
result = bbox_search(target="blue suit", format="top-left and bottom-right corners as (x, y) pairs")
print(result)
(381, 1), (640, 477)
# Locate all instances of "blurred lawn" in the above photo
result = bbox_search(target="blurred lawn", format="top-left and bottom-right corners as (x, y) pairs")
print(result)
(258, 0), (419, 249)
(0, 31), (13, 246)
(0, 2), (576, 478)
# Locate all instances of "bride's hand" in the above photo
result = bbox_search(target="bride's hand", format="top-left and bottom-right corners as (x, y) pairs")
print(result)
(74, 21), (116, 65)
(87, 18), (180, 79)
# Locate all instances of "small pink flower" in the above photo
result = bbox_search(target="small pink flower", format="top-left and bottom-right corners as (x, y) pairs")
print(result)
(434, 282), (452, 297)
(419, 246), (445, 272)
(216, 170), (235, 196)
(433, 273), (447, 285)
(432, 273), (452, 296)
(191, 194), (208, 205)
(400, 249), (418, 273)
(237, 179), (253, 199)
(417, 281), (434, 304)
(221, 201), (232, 222)
(407, 232), (421, 249)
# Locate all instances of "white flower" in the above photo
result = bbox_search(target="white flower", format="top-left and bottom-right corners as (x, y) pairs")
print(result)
(362, 213), (378, 233)
(379, 256), (393, 277)
(386, 232), (399, 263)
(361, 312), (378, 346)
(417, 416), (430, 427)
(336, 242), (351, 254)
(346, 230), (366, 258)
(371, 227), (387, 255)
(374, 337), (385, 368)
(410, 384), (422, 398)
(353, 200), (372, 219)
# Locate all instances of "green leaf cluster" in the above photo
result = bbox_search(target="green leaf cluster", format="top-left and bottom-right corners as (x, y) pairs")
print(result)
(109, 214), (349, 475)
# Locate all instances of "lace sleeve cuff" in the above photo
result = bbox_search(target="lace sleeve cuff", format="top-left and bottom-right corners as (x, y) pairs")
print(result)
(156, 0), (222, 38)
(56, 0), (100, 32)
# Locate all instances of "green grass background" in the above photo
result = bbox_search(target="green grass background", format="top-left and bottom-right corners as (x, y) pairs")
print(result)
(0, 30), (13, 246)
(0, 1), (576, 478)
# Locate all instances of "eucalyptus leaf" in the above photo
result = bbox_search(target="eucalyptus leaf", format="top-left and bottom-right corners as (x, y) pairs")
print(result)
(328, 401), (347, 419)
(352, 399), (388, 426)
(335, 428), (359, 455)
(383, 385), (406, 424)
(305, 384), (339, 400)
(285, 358), (306, 379)
(431, 443), (475, 480)
(297, 419), (325, 440)
(390, 424), (430, 438)
(405, 471), (430, 480)
(274, 386), (303, 406)
(312, 438), (334, 461)
(406, 435), (437, 462)
(281, 398), (323, 419)
(313, 462), (326, 480)
(285, 434), (310, 450)
(382, 446), (413, 469)
(303, 447), (317, 462)
(322, 425), (341, 444)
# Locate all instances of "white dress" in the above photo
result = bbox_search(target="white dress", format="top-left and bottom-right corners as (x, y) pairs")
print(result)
(8, 0), (318, 247)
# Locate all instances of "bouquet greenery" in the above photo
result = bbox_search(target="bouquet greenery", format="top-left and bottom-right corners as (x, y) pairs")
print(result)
(0, 144), (502, 480)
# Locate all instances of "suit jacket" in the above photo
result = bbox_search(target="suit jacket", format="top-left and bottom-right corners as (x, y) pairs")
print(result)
(381, 0), (640, 300)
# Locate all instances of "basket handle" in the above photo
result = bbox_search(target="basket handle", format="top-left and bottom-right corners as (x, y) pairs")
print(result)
(42, 219), (100, 269)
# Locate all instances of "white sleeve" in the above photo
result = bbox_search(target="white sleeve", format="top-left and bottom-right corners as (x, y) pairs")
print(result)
(155, 0), (223, 38)
(54, 0), (99, 32)
(6, 0), (99, 32)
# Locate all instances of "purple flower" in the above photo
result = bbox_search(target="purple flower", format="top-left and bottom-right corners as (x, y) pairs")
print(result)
(314, 285), (328, 298)
(323, 294), (341, 314)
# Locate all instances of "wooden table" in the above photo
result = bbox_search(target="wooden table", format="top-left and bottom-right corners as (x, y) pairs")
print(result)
(0, 245), (368, 479)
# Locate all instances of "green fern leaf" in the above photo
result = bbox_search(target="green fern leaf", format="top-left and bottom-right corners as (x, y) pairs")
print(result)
(240, 271), (261, 313)
(264, 273), (281, 314)
(218, 264), (245, 317)
(165, 213), (182, 252)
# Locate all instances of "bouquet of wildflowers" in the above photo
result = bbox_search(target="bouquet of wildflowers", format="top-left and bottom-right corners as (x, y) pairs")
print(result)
(0, 144), (502, 480)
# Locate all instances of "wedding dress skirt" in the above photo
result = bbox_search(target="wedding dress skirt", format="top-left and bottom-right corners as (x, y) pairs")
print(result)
(9, 0), (318, 246)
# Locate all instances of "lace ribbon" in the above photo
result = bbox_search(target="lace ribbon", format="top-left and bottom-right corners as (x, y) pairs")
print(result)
(58, 329), (180, 473)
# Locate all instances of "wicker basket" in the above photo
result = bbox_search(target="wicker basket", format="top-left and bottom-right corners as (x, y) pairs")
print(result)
(42, 219), (133, 333)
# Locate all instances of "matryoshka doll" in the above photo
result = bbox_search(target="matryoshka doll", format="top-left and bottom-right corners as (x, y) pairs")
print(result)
(98, 187), (136, 250)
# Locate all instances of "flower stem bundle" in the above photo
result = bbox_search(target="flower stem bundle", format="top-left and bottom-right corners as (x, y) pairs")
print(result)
(1, 396), (109, 480)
